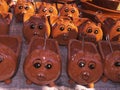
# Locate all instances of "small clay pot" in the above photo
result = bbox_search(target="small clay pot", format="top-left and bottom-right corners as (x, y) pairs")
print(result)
(23, 37), (61, 86)
(98, 40), (120, 83)
(14, 0), (35, 22)
(36, 1), (58, 25)
(23, 14), (51, 44)
(0, 35), (22, 84)
(51, 16), (78, 45)
(67, 39), (103, 88)
(0, 0), (9, 13)
(58, 3), (79, 19)
(78, 20), (103, 43)
(0, 12), (12, 35)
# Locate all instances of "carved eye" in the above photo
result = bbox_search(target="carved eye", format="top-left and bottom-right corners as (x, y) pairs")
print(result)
(45, 64), (52, 69)
(38, 24), (43, 30)
(114, 62), (120, 67)
(71, 9), (75, 13)
(117, 27), (120, 32)
(25, 6), (29, 10)
(0, 57), (3, 63)
(33, 59), (41, 68)
(94, 30), (99, 34)
(78, 60), (86, 68)
(89, 62), (96, 69)
(42, 8), (47, 12)
(64, 8), (69, 12)
(67, 28), (72, 31)
(30, 24), (35, 29)
(18, 6), (23, 9)
(59, 26), (65, 31)
(49, 7), (53, 13)
(86, 28), (92, 33)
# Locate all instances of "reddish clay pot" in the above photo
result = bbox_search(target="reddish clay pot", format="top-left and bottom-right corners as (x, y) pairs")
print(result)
(14, 0), (35, 22)
(95, 16), (120, 41)
(0, 12), (12, 35)
(24, 37), (61, 86)
(98, 41), (120, 83)
(58, 3), (79, 19)
(51, 16), (78, 45)
(50, 0), (75, 3)
(0, 0), (9, 13)
(67, 39), (103, 88)
(0, 35), (21, 84)
(23, 14), (51, 44)
(36, 1), (58, 25)
(78, 20), (103, 43)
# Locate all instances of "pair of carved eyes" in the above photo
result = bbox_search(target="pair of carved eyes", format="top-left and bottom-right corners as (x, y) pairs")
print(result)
(18, 6), (29, 10)
(30, 24), (43, 30)
(64, 8), (75, 13)
(33, 62), (52, 69)
(78, 61), (96, 70)
(86, 28), (99, 34)
(42, 7), (53, 13)
(59, 26), (72, 31)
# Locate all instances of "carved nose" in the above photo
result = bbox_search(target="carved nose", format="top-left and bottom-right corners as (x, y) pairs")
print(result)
(63, 33), (68, 39)
(33, 32), (39, 36)
(38, 73), (44, 78)
(82, 72), (90, 80)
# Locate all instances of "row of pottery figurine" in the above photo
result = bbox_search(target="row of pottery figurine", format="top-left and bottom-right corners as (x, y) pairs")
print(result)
(0, 35), (119, 88)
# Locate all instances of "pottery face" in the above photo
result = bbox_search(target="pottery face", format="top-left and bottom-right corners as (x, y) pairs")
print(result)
(23, 15), (50, 43)
(104, 51), (120, 82)
(0, 43), (17, 81)
(52, 18), (78, 45)
(79, 21), (103, 42)
(24, 49), (61, 85)
(59, 4), (79, 18)
(0, 0), (9, 13)
(110, 21), (120, 41)
(38, 2), (58, 17)
(68, 51), (103, 85)
(14, 1), (35, 22)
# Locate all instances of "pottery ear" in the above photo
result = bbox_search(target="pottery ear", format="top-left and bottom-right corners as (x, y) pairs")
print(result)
(98, 41), (112, 59)
(97, 23), (101, 27)
(23, 13), (34, 22)
(34, 2), (42, 10)
(68, 40), (82, 59)
(2, 13), (12, 25)
(57, 3), (64, 11)
(51, 16), (59, 26)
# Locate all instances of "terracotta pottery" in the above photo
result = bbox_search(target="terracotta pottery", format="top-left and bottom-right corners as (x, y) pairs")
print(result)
(0, 12), (12, 35)
(51, 16), (78, 45)
(58, 3), (79, 18)
(67, 39), (103, 88)
(98, 40), (120, 83)
(36, 1), (58, 25)
(0, 0), (9, 13)
(49, 0), (75, 3)
(14, 0), (35, 22)
(23, 14), (51, 44)
(78, 20), (103, 43)
(0, 35), (21, 84)
(23, 37), (61, 86)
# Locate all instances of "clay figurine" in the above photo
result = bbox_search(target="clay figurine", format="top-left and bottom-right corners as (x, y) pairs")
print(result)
(0, 35), (21, 84)
(67, 39), (103, 88)
(36, 1), (58, 25)
(23, 14), (51, 44)
(98, 40), (120, 83)
(78, 20), (103, 43)
(14, 0), (35, 22)
(51, 16), (78, 45)
(23, 37), (61, 86)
